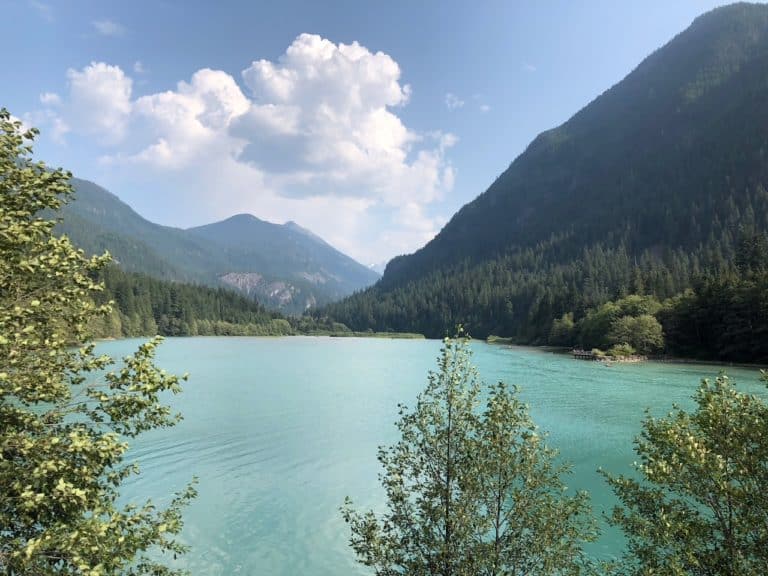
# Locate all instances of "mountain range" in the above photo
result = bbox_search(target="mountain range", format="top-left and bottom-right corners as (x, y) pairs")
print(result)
(57, 179), (379, 313)
(322, 3), (768, 339)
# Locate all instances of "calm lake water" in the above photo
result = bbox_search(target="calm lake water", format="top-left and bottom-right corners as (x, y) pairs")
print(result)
(100, 336), (765, 575)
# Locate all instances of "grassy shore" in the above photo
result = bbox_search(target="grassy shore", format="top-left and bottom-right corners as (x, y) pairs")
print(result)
(319, 330), (425, 339)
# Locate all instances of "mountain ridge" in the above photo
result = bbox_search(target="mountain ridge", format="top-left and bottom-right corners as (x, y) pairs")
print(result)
(385, 2), (768, 280)
(58, 178), (379, 313)
(323, 2), (768, 339)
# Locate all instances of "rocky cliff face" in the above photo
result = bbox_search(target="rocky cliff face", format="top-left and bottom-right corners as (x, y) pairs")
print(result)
(220, 272), (317, 310)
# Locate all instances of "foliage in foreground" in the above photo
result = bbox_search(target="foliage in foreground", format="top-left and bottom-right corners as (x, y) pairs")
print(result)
(604, 373), (768, 575)
(343, 334), (596, 575)
(0, 109), (195, 575)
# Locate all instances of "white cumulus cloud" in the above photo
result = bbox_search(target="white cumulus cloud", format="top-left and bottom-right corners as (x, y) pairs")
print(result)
(234, 33), (446, 209)
(65, 62), (132, 144)
(123, 68), (250, 168)
(35, 34), (457, 264)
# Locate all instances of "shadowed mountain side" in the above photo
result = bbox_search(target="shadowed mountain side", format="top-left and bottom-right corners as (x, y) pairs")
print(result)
(57, 178), (379, 313)
(322, 3), (768, 338)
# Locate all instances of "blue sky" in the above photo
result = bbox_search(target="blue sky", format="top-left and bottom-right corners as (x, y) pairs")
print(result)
(2, 0), (740, 265)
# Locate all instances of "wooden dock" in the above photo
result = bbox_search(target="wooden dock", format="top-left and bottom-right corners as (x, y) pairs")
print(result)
(571, 349), (598, 361)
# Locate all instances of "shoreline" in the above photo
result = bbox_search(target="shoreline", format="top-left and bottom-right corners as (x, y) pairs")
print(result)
(650, 356), (768, 370)
(97, 333), (767, 370)
(94, 331), (426, 342)
(486, 340), (768, 370)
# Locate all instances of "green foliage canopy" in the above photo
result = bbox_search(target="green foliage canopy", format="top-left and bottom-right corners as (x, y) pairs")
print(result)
(0, 110), (195, 575)
(604, 373), (768, 575)
(342, 334), (596, 575)
(607, 315), (664, 355)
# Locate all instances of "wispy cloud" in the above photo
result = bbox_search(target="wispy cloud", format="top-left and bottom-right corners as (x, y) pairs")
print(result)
(23, 109), (68, 144)
(93, 19), (126, 37)
(29, 0), (53, 22)
(522, 62), (537, 73)
(39, 92), (61, 106)
(472, 93), (491, 113)
(445, 93), (465, 110)
(133, 61), (147, 74)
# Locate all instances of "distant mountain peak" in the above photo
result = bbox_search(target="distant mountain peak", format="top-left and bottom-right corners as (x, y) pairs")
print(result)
(368, 261), (389, 275)
(58, 179), (380, 314)
(283, 220), (308, 233)
(221, 213), (265, 224)
(64, 180), (381, 291)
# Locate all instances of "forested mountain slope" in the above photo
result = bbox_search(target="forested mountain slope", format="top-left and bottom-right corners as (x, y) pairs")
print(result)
(187, 214), (378, 305)
(322, 3), (768, 339)
(57, 179), (379, 313)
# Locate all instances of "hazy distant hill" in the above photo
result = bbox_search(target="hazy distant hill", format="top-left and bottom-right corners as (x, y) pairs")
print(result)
(58, 178), (379, 313)
(323, 3), (768, 339)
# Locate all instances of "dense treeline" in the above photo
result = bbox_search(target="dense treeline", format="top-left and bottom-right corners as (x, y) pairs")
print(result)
(90, 266), (294, 338)
(660, 232), (768, 363)
(89, 266), (363, 339)
(320, 202), (764, 342)
(320, 230), (768, 364)
(545, 232), (768, 363)
(322, 181), (768, 345)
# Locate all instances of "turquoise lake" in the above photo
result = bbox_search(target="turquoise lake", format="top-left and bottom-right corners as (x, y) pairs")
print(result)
(100, 336), (765, 575)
